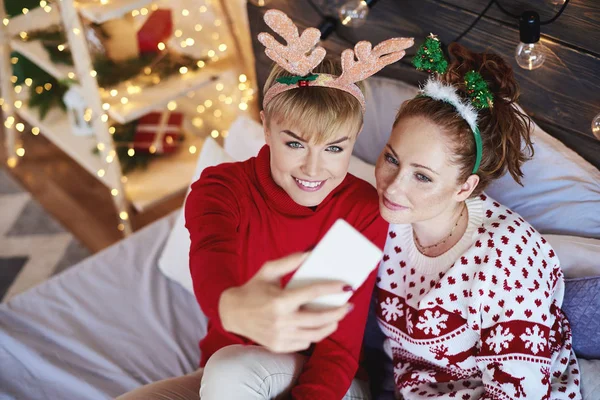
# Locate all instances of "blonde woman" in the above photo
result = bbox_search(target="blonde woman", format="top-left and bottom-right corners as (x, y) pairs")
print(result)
(118, 10), (411, 400)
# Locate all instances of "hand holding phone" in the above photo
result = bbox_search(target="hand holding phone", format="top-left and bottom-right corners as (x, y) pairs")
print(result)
(285, 219), (383, 310)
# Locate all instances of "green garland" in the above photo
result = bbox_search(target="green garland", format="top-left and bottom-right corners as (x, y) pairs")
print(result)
(412, 34), (448, 75)
(92, 120), (153, 174)
(12, 52), (68, 119)
(21, 24), (204, 88)
(4, 0), (39, 17)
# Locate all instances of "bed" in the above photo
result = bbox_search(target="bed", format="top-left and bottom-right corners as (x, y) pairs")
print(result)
(0, 212), (207, 399)
(2, 77), (600, 398)
(2, 2), (600, 399)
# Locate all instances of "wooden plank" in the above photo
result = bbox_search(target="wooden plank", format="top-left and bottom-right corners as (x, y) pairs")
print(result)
(106, 59), (228, 125)
(76, 0), (153, 24)
(10, 39), (73, 81)
(440, 0), (600, 56)
(536, 120), (600, 170)
(248, 0), (600, 169)
(15, 103), (110, 186)
(0, 125), (185, 253)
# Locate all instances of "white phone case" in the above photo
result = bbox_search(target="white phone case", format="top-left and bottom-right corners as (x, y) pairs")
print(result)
(286, 219), (383, 310)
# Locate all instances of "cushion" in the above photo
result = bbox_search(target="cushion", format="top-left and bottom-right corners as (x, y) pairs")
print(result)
(486, 125), (600, 239)
(562, 276), (600, 359)
(157, 137), (234, 293)
(544, 235), (600, 279)
(354, 76), (418, 165)
(356, 76), (600, 239)
(579, 359), (600, 399)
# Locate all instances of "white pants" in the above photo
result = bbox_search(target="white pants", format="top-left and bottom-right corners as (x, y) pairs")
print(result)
(200, 345), (371, 400)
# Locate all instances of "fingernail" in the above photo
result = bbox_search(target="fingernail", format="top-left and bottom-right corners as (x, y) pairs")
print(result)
(343, 285), (354, 292)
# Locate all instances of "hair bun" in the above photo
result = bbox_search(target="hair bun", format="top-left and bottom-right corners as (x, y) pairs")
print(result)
(444, 42), (519, 103)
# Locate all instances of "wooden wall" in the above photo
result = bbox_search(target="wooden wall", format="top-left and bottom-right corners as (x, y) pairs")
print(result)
(247, 0), (600, 170)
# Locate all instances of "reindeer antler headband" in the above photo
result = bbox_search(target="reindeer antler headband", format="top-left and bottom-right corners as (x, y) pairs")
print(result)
(258, 10), (414, 113)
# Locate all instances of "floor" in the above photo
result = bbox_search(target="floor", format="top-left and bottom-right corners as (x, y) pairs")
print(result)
(1, 126), (185, 254)
(0, 167), (91, 301)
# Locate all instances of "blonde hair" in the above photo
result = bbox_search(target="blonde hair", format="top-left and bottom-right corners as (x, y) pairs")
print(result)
(263, 57), (364, 144)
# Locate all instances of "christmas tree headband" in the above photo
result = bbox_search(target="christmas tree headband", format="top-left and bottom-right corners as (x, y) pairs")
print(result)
(259, 10), (414, 114)
(412, 34), (494, 174)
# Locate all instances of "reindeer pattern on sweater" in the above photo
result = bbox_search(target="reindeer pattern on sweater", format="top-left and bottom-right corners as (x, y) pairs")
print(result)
(376, 194), (581, 400)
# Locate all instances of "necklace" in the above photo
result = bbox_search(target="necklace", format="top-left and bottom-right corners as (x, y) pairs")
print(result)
(414, 203), (466, 252)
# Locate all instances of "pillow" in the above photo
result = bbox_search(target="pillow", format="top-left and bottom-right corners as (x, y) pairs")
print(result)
(579, 359), (600, 399)
(562, 276), (600, 359)
(485, 124), (600, 239)
(354, 76), (418, 165)
(357, 76), (600, 239)
(157, 137), (234, 293)
(224, 116), (265, 161)
(544, 235), (600, 279)
(224, 116), (377, 187)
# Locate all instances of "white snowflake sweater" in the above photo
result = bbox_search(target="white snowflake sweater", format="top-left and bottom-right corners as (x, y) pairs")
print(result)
(376, 194), (581, 400)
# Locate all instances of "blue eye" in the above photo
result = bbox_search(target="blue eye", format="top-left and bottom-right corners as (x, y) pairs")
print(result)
(416, 173), (432, 183)
(326, 145), (343, 153)
(286, 141), (303, 149)
(385, 153), (399, 166)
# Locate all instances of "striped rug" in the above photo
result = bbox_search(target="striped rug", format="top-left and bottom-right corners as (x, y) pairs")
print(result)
(0, 168), (90, 302)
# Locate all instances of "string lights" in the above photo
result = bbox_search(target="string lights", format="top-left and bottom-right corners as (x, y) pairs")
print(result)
(592, 113), (600, 140)
(4, 0), (253, 234)
(338, 0), (379, 27)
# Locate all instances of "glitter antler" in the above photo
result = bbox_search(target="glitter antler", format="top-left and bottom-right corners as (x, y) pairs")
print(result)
(335, 38), (414, 85)
(257, 9), (326, 76)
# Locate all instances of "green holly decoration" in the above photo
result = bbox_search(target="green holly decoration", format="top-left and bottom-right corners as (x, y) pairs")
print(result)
(412, 34), (448, 75)
(91, 120), (154, 174)
(464, 70), (493, 109)
(276, 74), (318, 85)
(4, 0), (39, 17)
(12, 52), (68, 120)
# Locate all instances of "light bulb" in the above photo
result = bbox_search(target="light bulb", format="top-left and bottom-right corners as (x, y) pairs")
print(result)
(592, 113), (600, 140)
(515, 42), (547, 70)
(515, 11), (547, 70)
(338, 0), (370, 28)
(248, 0), (268, 6)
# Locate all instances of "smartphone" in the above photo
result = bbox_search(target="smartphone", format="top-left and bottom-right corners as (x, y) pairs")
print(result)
(285, 219), (383, 310)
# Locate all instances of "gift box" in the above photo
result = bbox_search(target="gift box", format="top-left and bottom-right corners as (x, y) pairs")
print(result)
(137, 9), (173, 54)
(133, 111), (184, 154)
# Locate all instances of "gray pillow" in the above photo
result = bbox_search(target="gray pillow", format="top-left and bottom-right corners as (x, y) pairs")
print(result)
(562, 277), (600, 359)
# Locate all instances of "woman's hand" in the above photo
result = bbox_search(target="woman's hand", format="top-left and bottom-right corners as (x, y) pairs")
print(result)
(218, 252), (354, 353)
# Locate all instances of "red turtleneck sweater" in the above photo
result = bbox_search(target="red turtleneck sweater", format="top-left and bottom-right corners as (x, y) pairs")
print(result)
(185, 145), (387, 399)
